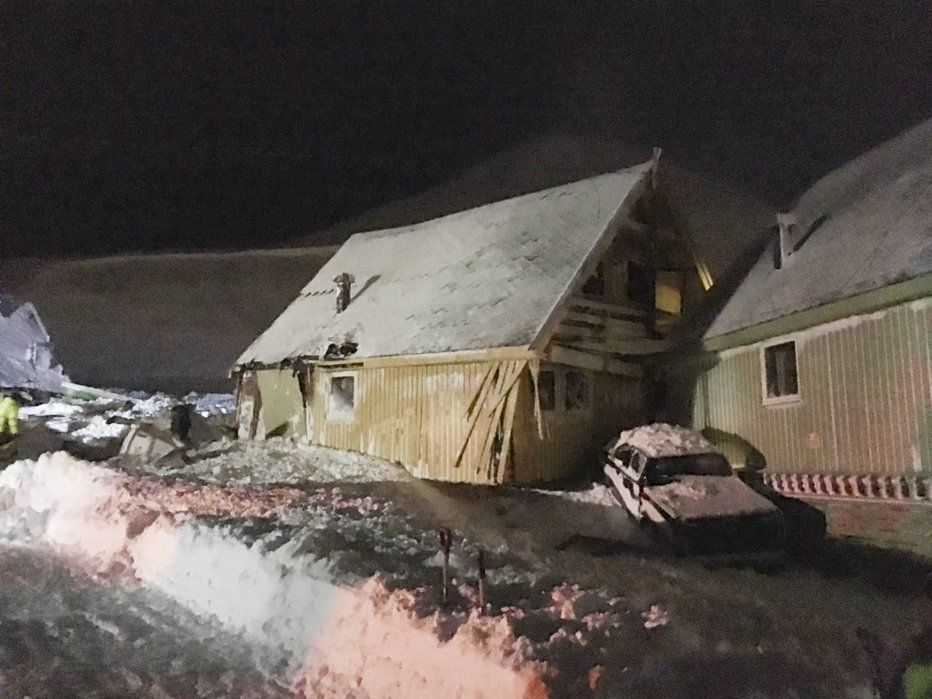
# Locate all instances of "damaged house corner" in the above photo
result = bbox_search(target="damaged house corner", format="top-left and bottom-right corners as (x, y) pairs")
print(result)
(229, 159), (753, 485)
(0, 293), (67, 395)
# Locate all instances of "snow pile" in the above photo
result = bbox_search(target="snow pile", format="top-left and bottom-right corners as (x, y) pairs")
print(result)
(136, 437), (410, 486)
(0, 452), (550, 697)
(612, 422), (717, 458)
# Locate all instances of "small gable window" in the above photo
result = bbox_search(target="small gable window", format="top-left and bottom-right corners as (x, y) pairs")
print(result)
(565, 371), (589, 411)
(581, 263), (605, 297)
(329, 374), (356, 418)
(626, 261), (655, 306)
(763, 341), (799, 403)
(534, 370), (556, 411)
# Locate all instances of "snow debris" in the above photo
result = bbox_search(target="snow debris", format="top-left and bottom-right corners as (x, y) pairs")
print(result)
(642, 604), (670, 629)
(612, 422), (717, 459)
(19, 401), (84, 418)
(532, 481), (618, 506)
(131, 437), (410, 486)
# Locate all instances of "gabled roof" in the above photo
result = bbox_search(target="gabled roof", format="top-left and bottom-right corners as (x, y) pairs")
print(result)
(0, 292), (24, 318)
(237, 164), (650, 365)
(706, 117), (932, 340)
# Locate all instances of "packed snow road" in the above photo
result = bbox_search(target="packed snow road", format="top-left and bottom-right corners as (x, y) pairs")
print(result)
(0, 546), (285, 698)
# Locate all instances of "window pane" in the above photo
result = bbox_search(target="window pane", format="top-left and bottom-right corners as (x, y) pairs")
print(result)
(535, 371), (556, 411)
(565, 371), (588, 410)
(329, 375), (355, 416)
(627, 261), (655, 306)
(764, 342), (798, 398)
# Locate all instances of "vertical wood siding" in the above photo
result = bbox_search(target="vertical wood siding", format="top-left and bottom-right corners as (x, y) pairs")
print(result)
(305, 360), (644, 484)
(694, 298), (932, 475)
(312, 361), (511, 485)
(512, 363), (642, 482)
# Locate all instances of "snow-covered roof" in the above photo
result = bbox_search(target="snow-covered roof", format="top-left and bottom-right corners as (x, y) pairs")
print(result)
(614, 423), (717, 459)
(0, 293), (65, 392)
(706, 117), (932, 339)
(238, 164), (650, 364)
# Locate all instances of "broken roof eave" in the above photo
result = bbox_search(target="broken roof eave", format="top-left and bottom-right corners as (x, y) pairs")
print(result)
(233, 345), (538, 374)
(703, 273), (932, 352)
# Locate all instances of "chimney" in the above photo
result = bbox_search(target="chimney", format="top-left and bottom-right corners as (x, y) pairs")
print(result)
(775, 213), (797, 269)
(333, 273), (355, 313)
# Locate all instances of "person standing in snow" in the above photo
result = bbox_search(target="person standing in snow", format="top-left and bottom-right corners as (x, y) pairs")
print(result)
(0, 392), (20, 444)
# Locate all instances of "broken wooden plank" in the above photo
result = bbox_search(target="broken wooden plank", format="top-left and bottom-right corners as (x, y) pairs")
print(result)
(557, 336), (670, 356)
(569, 295), (648, 319)
(544, 345), (643, 378)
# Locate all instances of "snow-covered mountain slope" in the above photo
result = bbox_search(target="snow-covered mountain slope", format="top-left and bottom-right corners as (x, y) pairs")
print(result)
(0, 247), (337, 392)
(294, 134), (775, 284)
(0, 136), (772, 393)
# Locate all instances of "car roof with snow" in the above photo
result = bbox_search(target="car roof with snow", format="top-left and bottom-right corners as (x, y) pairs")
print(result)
(613, 423), (719, 459)
(236, 163), (651, 365)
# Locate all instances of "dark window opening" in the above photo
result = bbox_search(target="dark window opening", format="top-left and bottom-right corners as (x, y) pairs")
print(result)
(764, 342), (799, 399)
(329, 375), (356, 417)
(581, 263), (605, 296)
(534, 370), (556, 411)
(565, 371), (589, 411)
(627, 261), (655, 306)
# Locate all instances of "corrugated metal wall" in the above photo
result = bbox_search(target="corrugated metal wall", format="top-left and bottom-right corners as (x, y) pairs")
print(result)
(513, 363), (642, 482)
(694, 298), (932, 475)
(306, 360), (643, 484)
(312, 361), (512, 484)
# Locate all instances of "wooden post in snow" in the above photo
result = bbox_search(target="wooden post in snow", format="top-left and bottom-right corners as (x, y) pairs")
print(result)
(477, 548), (486, 614)
(439, 528), (452, 606)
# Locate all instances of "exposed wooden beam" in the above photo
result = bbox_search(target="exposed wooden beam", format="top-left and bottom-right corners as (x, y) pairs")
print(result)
(563, 312), (647, 337)
(569, 295), (648, 318)
(558, 336), (670, 356)
(618, 215), (648, 232)
(544, 345), (643, 378)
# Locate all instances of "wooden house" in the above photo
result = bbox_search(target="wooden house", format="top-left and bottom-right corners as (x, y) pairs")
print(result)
(690, 118), (932, 515)
(233, 157), (725, 484)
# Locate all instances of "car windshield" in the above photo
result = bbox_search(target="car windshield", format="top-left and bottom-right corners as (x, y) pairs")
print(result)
(643, 453), (732, 485)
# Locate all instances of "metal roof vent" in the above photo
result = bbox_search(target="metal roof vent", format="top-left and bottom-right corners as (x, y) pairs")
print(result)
(333, 273), (355, 313)
(775, 213), (797, 269)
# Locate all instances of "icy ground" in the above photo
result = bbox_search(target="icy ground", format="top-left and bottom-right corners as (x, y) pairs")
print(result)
(1, 393), (929, 697)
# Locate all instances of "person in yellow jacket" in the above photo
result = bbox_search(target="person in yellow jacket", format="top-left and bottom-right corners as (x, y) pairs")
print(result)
(0, 392), (20, 442)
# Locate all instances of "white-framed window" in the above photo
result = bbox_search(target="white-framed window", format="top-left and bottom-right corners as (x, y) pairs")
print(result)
(761, 340), (800, 405)
(328, 373), (356, 419)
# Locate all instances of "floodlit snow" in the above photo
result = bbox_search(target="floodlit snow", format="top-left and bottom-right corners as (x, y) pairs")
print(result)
(0, 393), (925, 696)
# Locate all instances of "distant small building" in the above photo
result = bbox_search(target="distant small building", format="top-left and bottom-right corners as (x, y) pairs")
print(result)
(0, 293), (66, 393)
(691, 118), (932, 550)
(233, 158), (738, 484)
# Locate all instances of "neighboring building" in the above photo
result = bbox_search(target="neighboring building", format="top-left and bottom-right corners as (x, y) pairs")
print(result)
(691, 118), (932, 551)
(0, 293), (66, 393)
(234, 158), (742, 485)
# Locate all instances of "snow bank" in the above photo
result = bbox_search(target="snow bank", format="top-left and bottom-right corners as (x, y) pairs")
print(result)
(0, 452), (548, 697)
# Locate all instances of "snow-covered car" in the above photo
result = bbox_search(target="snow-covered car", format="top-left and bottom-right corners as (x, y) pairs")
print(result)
(603, 423), (784, 557)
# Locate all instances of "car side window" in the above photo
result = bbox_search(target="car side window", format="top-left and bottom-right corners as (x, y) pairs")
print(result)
(631, 451), (647, 477)
(613, 446), (633, 466)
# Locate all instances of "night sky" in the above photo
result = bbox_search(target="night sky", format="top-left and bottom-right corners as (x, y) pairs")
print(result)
(3, 2), (931, 257)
